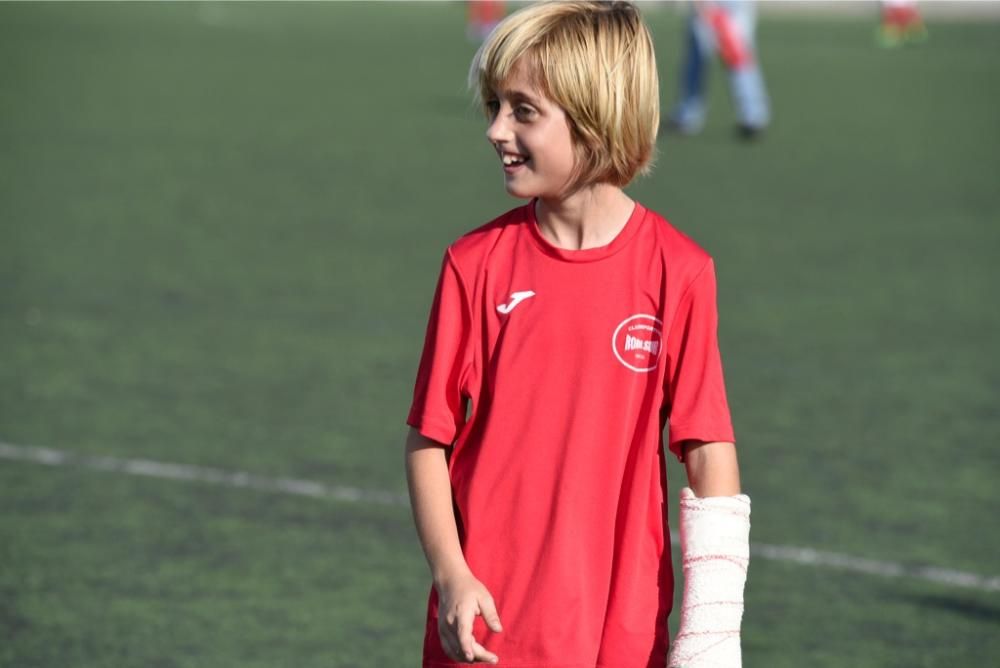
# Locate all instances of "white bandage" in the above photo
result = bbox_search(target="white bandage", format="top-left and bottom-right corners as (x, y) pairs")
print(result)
(667, 487), (751, 668)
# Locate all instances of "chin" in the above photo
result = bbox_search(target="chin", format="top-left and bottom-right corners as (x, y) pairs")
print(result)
(504, 182), (538, 199)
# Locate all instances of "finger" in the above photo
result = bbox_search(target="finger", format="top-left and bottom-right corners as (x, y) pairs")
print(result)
(479, 596), (503, 633)
(456, 611), (476, 662)
(471, 640), (499, 664)
(439, 615), (465, 663)
(438, 628), (464, 663)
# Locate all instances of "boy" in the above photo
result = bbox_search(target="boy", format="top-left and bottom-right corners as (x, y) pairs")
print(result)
(405, 2), (751, 666)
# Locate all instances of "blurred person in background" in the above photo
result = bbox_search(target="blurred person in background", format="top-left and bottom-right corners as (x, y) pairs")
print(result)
(877, 0), (928, 47)
(664, 0), (770, 139)
(467, 0), (506, 42)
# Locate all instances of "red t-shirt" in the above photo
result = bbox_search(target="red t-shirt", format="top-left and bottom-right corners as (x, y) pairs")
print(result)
(407, 199), (735, 668)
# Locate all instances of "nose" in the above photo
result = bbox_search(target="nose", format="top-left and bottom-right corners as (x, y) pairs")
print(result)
(486, 105), (512, 147)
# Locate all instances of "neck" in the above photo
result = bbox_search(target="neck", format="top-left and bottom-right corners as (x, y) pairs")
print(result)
(535, 184), (635, 251)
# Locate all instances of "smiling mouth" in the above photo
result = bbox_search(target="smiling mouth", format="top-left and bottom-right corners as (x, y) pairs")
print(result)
(501, 152), (529, 167)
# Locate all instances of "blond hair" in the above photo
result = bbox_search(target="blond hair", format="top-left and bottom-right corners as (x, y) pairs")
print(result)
(469, 0), (660, 191)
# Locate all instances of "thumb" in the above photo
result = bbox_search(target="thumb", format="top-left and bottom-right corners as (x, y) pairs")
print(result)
(479, 596), (503, 632)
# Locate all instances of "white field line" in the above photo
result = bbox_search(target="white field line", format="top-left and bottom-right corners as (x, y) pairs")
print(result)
(3, 440), (999, 594)
(0, 441), (409, 507)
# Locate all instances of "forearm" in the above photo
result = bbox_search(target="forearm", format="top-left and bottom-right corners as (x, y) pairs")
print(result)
(682, 440), (741, 496)
(404, 427), (471, 587)
(670, 440), (750, 668)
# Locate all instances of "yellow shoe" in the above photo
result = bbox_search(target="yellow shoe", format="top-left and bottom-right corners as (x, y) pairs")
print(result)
(877, 24), (903, 49)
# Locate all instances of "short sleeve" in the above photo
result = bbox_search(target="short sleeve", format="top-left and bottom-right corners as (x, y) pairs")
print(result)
(406, 248), (473, 447)
(663, 258), (735, 461)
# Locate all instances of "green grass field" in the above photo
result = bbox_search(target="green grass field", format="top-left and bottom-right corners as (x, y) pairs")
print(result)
(2, 2), (999, 666)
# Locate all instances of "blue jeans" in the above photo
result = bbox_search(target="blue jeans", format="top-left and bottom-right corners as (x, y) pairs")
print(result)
(669, 0), (770, 131)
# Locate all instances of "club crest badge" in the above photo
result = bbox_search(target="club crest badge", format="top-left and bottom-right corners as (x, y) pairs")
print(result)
(612, 314), (664, 372)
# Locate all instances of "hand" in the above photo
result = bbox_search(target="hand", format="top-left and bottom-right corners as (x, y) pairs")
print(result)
(435, 570), (503, 664)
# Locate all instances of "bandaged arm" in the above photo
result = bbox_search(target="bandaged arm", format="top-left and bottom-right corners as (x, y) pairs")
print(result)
(668, 440), (750, 668)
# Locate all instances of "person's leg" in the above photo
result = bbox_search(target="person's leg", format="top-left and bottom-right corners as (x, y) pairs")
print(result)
(878, 0), (927, 47)
(667, 9), (712, 134)
(720, 1), (770, 135)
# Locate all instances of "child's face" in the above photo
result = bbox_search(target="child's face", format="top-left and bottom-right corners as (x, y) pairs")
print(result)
(485, 60), (577, 200)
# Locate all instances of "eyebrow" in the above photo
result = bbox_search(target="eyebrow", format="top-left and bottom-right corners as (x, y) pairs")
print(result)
(494, 89), (541, 106)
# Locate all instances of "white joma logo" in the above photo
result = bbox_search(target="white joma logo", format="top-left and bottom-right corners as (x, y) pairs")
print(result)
(497, 290), (536, 314)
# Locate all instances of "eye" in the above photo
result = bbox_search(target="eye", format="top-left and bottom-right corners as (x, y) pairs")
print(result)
(514, 105), (536, 121)
(485, 99), (500, 117)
